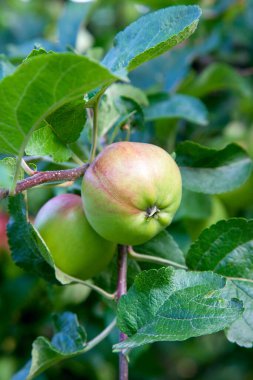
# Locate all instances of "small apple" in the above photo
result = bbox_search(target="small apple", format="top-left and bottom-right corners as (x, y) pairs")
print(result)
(218, 171), (253, 213)
(185, 196), (228, 240)
(34, 194), (116, 280)
(82, 142), (182, 245)
(0, 212), (9, 253)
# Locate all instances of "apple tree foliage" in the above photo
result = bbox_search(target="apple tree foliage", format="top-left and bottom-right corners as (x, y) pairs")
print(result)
(0, 1), (253, 379)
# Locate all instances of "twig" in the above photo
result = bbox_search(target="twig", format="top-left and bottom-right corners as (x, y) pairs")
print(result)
(0, 164), (89, 200)
(128, 246), (188, 270)
(117, 245), (128, 380)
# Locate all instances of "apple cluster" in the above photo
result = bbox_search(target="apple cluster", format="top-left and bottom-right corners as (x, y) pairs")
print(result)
(35, 142), (182, 280)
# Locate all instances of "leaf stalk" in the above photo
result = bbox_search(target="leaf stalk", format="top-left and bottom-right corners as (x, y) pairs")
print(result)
(66, 275), (116, 300)
(128, 246), (188, 270)
(89, 95), (102, 162)
(83, 318), (117, 352)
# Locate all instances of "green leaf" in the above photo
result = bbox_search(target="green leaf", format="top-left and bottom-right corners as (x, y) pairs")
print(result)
(0, 163), (11, 189)
(114, 267), (243, 350)
(225, 280), (253, 348)
(7, 194), (57, 283)
(26, 123), (72, 162)
(182, 63), (251, 98)
(144, 94), (208, 125)
(102, 5), (201, 75)
(25, 47), (49, 60)
(86, 84), (147, 138)
(46, 99), (87, 144)
(176, 142), (253, 194)
(93, 254), (141, 296)
(174, 188), (212, 221)
(96, 92), (122, 137)
(0, 157), (23, 189)
(134, 230), (186, 266)
(13, 312), (87, 380)
(0, 53), (119, 158)
(109, 83), (149, 107)
(84, 91), (121, 139)
(186, 219), (253, 279)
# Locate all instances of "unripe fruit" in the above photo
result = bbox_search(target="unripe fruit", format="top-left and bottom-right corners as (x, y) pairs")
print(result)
(34, 194), (116, 280)
(218, 171), (253, 213)
(185, 196), (228, 240)
(82, 142), (182, 245)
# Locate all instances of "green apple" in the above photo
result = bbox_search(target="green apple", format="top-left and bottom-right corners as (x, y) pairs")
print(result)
(34, 194), (116, 280)
(185, 196), (228, 240)
(82, 142), (182, 245)
(218, 171), (253, 213)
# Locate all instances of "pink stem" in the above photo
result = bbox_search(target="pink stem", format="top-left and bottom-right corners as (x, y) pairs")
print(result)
(116, 245), (128, 380)
(0, 164), (89, 200)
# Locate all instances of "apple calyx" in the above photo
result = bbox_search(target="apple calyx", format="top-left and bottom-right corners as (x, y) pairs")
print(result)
(146, 205), (160, 219)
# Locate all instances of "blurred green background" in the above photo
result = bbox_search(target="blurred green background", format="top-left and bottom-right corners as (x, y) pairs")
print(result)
(1, 0), (253, 379)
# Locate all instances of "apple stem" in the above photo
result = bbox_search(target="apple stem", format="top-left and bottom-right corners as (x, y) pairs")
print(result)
(117, 245), (129, 380)
(146, 205), (160, 218)
(89, 94), (102, 163)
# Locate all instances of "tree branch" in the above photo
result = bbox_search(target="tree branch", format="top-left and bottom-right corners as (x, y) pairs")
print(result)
(0, 164), (89, 200)
(117, 245), (128, 380)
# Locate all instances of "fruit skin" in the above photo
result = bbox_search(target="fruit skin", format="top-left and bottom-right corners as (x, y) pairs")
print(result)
(185, 196), (228, 240)
(0, 212), (9, 252)
(82, 142), (182, 245)
(34, 194), (116, 280)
